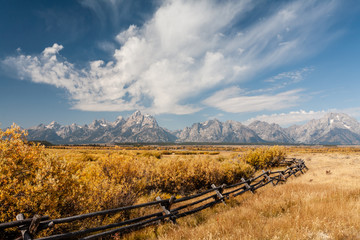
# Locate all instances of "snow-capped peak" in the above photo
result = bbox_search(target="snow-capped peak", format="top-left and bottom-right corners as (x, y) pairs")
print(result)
(46, 121), (61, 130)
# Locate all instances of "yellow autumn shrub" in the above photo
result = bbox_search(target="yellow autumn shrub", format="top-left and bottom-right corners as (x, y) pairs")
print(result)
(0, 124), (83, 223)
(78, 155), (145, 213)
(0, 125), (141, 237)
(140, 155), (254, 194)
(1, 124), (287, 238)
(244, 146), (286, 170)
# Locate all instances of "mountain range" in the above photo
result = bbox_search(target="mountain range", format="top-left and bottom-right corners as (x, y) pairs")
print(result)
(26, 111), (360, 145)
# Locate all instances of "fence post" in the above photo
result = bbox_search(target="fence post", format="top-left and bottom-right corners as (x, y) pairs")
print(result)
(156, 196), (177, 224)
(16, 214), (32, 240)
(29, 214), (41, 236)
(299, 160), (308, 171)
(241, 178), (255, 194)
(289, 168), (297, 177)
(279, 172), (286, 181)
(211, 184), (226, 205)
(296, 164), (304, 174)
(262, 170), (275, 186)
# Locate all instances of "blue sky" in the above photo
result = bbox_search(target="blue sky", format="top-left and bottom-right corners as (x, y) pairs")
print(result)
(1, 0), (360, 130)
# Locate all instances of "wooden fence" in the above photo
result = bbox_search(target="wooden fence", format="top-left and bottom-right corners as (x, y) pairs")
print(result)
(0, 158), (308, 240)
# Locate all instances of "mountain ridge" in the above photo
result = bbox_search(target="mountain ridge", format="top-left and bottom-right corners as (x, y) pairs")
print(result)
(26, 111), (360, 145)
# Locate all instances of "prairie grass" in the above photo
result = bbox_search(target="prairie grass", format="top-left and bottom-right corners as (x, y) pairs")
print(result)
(3, 125), (359, 239)
(0, 125), (285, 238)
(125, 152), (360, 240)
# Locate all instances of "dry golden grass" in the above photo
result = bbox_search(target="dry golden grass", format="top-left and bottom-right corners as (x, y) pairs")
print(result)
(124, 151), (360, 240)
(2, 127), (360, 239)
(1, 126), (286, 239)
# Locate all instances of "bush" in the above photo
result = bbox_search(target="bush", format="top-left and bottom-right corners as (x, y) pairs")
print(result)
(0, 124), (82, 222)
(244, 146), (286, 170)
(142, 155), (254, 195)
(0, 125), (138, 237)
(0, 126), (287, 237)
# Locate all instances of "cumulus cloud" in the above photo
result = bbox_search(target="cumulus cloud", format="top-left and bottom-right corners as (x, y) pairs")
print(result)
(244, 110), (328, 126)
(2, 0), (339, 114)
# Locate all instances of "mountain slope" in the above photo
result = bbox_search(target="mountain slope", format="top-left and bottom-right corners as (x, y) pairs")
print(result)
(247, 121), (294, 143)
(26, 112), (360, 145)
(27, 111), (175, 144)
(287, 113), (360, 144)
(314, 128), (360, 145)
(176, 119), (264, 143)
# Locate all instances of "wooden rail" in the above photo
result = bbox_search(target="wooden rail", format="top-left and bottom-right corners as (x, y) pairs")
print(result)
(0, 158), (308, 240)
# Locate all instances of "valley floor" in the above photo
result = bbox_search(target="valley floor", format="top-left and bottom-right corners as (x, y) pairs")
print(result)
(124, 150), (360, 240)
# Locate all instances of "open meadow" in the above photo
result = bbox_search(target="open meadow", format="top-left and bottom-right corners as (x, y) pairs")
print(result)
(1, 126), (360, 239)
(127, 147), (360, 240)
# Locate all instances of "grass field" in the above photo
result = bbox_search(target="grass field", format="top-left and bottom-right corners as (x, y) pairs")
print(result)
(1, 126), (360, 239)
(1, 125), (287, 239)
(124, 150), (360, 240)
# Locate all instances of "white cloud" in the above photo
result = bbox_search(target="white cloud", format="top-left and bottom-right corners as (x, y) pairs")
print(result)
(246, 67), (314, 95)
(79, 0), (124, 27)
(203, 87), (304, 113)
(2, 0), (339, 114)
(244, 110), (328, 126)
(244, 107), (360, 126)
(265, 67), (313, 83)
(115, 25), (139, 44)
(42, 43), (63, 56)
(97, 41), (116, 53)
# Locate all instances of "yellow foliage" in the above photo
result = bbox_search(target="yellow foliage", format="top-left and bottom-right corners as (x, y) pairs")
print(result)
(0, 124), (82, 223)
(244, 146), (286, 170)
(142, 155), (255, 194)
(0, 125), (287, 237)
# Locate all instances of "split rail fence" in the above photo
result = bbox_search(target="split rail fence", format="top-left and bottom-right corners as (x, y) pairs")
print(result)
(0, 158), (308, 240)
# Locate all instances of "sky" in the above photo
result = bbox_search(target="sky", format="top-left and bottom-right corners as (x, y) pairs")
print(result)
(1, 0), (360, 130)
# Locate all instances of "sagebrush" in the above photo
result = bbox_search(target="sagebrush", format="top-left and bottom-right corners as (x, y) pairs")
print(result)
(0, 124), (286, 237)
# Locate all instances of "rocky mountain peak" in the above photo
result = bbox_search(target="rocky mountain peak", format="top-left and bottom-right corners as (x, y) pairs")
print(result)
(115, 116), (124, 121)
(324, 112), (358, 129)
(305, 112), (360, 132)
(46, 121), (61, 130)
(25, 111), (360, 145)
(248, 120), (293, 143)
(287, 112), (360, 144)
(326, 112), (348, 119)
(112, 116), (125, 127)
(89, 119), (109, 129)
(124, 111), (158, 128)
(204, 119), (220, 125)
(70, 123), (80, 128)
(248, 120), (282, 130)
(128, 110), (142, 119)
(176, 118), (263, 143)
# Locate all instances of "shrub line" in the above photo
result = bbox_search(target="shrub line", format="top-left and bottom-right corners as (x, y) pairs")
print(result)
(1, 158), (307, 240)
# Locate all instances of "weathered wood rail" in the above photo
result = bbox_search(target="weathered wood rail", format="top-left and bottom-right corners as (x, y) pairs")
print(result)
(0, 158), (308, 240)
